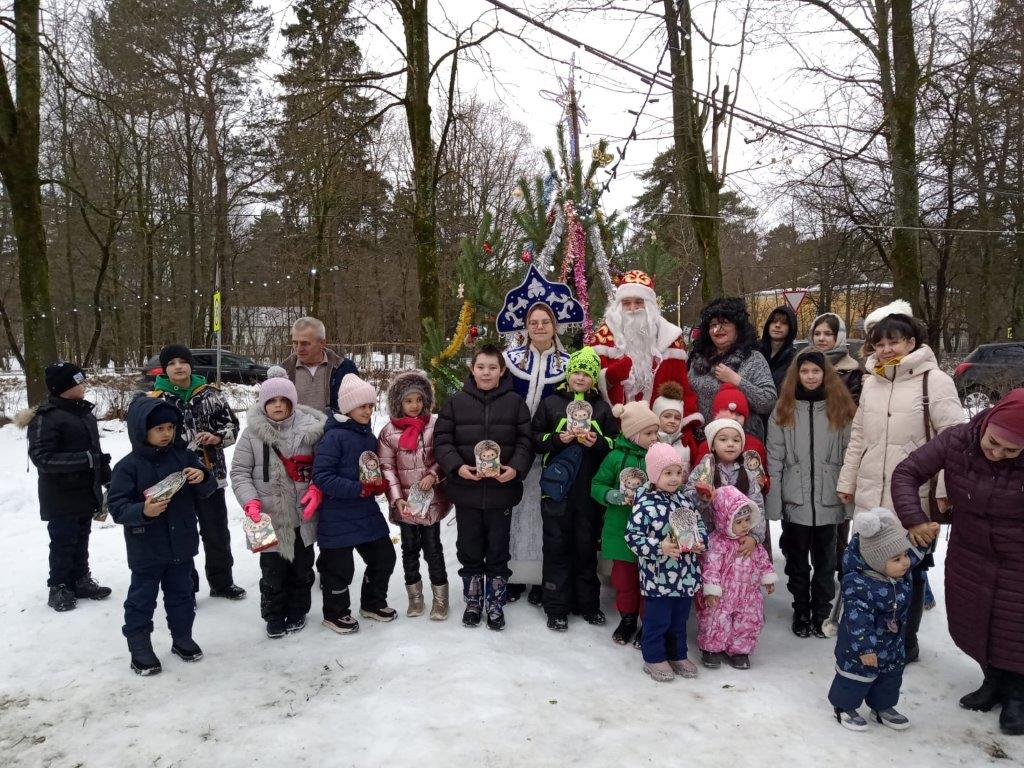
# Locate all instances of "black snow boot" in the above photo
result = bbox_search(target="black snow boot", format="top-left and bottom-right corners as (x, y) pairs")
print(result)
(210, 584), (247, 600)
(127, 634), (162, 676)
(486, 577), (508, 631)
(960, 668), (1002, 712)
(792, 612), (812, 638)
(462, 575), (484, 628)
(527, 585), (544, 606)
(171, 637), (204, 662)
(1000, 674), (1024, 736)
(632, 621), (643, 650)
(903, 576), (925, 663)
(74, 573), (112, 601)
(47, 584), (77, 612)
(612, 613), (638, 645)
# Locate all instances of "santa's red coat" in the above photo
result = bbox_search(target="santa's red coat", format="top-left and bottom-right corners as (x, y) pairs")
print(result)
(592, 318), (703, 457)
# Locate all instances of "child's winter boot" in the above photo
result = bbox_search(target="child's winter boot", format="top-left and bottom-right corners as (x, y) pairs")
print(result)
(47, 584), (77, 612)
(127, 634), (162, 676)
(429, 583), (449, 621)
(406, 581), (425, 617)
(834, 707), (868, 732)
(871, 707), (911, 730)
(462, 575), (484, 627)
(486, 576), (508, 631)
(611, 613), (638, 645)
(643, 661), (675, 683)
(74, 573), (112, 601)
(171, 636), (204, 662)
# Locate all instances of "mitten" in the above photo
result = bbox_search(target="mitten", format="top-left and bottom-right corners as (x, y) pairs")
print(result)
(360, 480), (386, 498)
(243, 499), (262, 523)
(300, 484), (322, 521)
(605, 356), (633, 387)
(605, 489), (626, 506)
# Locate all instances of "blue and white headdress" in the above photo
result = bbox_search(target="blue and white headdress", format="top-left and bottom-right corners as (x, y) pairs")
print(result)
(497, 264), (585, 336)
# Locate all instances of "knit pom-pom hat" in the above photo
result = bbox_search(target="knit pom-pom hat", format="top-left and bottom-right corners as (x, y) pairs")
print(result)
(854, 508), (912, 574)
(612, 400), (659, 441)
(259, 368), (297, 412)
(653, 381), (684, 417)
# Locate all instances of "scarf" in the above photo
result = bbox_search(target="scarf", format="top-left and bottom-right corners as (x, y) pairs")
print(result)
(873, 355), (905, 378)
(796, 384), (826, 402)
(392, 414), (429, 451)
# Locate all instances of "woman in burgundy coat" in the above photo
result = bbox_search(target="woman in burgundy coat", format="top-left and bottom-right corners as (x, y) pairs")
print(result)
(891, 388), (1024, 736)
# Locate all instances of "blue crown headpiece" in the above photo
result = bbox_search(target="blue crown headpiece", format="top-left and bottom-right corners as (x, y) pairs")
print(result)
(497, 265), (585, 334)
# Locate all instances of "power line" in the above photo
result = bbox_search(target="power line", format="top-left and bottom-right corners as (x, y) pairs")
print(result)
(482, 0), (1024, 203)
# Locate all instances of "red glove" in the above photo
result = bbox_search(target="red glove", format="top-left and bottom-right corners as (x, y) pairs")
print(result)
(360, 480), (386, 498)
(605, 356), (633, 387)
(243, 499), (262, 523)
(300, 484), (322, 522)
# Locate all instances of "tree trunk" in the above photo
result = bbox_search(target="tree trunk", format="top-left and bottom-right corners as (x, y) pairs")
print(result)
(400, 0), (439, 339)
(185, 111), (202, 346)
(662, 0), (723, 300)
(0, 0), (57, 402)
(203, 73), (232, 345)
(887, 0), (924, 314)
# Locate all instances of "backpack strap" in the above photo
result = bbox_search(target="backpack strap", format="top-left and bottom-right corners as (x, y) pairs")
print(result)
(263, 443), (270, 483)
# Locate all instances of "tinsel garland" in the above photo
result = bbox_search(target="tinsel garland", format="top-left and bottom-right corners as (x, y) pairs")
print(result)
(431, 300), (474, 366)
(535, 206), (565, 274)
(563, 201), (594, 342)
(587, 222), (616, 303)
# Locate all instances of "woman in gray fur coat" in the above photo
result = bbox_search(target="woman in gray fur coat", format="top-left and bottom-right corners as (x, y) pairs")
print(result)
(230, 369), (326, 638)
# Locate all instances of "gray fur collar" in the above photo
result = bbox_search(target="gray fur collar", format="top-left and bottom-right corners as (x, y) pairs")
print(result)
(245, 403), (326, 448)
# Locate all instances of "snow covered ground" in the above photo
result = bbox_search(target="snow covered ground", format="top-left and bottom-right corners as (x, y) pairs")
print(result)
(0, 411), (1017, 767)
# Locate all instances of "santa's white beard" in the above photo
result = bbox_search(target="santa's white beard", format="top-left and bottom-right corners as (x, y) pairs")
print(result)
(618, 309), (657, 398)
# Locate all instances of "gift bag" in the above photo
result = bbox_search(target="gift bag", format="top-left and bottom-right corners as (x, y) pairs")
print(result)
(618, 467), (648, 506)
(401, 487), (435, 524)
(565, 400), (593, 437)
(242, 513), (278, 553)
(474, 440), (501, 478)
(359, 451), (382, 483)
(143, 471), (187, 502)
(669, 506), (702, 551)
(742, 450), (766, 487)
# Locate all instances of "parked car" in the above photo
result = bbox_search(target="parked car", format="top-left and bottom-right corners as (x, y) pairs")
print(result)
(137, 350), (269, 388)
(954, 342), (1024, 416)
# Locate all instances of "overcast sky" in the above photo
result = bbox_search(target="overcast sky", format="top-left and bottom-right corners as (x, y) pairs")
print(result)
(265, 1), (861, 230)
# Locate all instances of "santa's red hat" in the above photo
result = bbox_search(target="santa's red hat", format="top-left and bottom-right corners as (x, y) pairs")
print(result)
(615, 269), (657, 304)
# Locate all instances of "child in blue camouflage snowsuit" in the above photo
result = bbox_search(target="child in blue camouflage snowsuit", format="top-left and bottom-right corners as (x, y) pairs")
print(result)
(829, 507), (926, 732)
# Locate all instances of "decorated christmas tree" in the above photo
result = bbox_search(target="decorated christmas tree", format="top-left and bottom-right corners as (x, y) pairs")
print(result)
(422, 108), (622, 402)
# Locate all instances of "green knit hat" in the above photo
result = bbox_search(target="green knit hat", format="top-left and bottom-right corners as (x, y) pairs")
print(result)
(566, 347), (601, 388)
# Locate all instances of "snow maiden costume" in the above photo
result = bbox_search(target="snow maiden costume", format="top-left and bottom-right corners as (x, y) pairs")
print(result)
(499, 265), (584, 588)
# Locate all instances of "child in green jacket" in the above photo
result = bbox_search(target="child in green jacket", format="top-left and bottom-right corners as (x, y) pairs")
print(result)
(592, 400), (660, 645)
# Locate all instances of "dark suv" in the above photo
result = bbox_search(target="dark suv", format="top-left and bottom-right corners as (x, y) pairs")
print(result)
(954, 343), (1024, 416)
(138, 350), (269, 388)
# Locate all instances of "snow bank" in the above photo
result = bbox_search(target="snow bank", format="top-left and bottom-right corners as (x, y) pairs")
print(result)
(0, 415), (1015, 767)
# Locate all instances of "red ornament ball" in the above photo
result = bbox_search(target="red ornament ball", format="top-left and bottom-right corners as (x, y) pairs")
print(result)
(520, 250), (532, 263)
(482, 242), (493, 255)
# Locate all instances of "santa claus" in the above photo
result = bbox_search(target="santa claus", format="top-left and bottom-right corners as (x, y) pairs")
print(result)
(591, 270), (703, 436)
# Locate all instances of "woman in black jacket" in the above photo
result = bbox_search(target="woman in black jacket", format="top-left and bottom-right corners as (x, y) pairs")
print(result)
(18, 362), (112, 612)
(434, 342), (534, 631)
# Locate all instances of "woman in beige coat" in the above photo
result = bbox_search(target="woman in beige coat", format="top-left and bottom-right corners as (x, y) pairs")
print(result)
(837, 312), (964, 660)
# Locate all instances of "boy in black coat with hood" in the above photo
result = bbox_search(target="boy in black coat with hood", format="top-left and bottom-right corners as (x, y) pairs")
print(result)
(434, 341), (534, 631)
(532, 347), (618, 632)
(759, 304), (799, 391)
(19, 362), (113, 612)
(107, 396), (218, 676)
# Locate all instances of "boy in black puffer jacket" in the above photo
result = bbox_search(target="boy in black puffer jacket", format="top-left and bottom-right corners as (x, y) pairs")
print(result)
(19, 362), (113, 612)
(107, 396), (218, 676)
(532, 347), (618, 632)
(434, 341), (534, 631)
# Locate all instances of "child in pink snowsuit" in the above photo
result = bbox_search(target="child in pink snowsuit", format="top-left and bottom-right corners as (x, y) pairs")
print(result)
(697, 485), (777, 670)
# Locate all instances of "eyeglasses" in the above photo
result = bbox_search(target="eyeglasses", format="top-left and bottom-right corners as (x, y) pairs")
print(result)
(528, 320), (553, 328)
